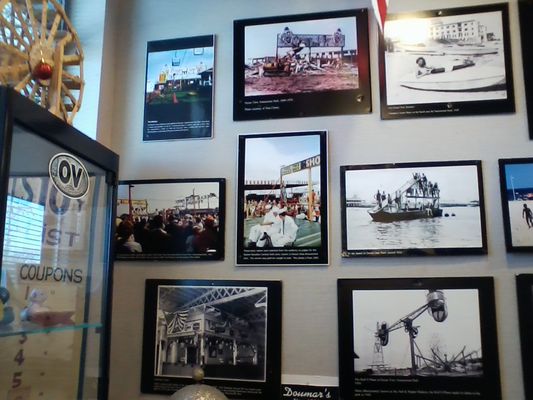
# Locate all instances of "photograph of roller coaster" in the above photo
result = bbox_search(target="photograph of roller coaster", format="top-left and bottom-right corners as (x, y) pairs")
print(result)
(237, 131), (328, 265)
(338, 277), (502, 400)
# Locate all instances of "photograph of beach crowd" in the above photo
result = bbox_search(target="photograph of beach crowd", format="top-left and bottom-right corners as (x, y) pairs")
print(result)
(341, 161), (486, 256)
(381, 4), (513, 118)
(237, 131), (328, 265)
(115, 179), (224, 260)
(499, 159), (533, 250)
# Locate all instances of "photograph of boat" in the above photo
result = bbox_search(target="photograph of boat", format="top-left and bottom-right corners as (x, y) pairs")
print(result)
(379, 4), (514, 119)
(341, 161), (486, 256)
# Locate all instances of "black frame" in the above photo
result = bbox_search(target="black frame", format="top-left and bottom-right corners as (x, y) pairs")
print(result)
(519, 0), (533, 138)
(233, 9), (371, 120)
(340, 160), (487, 256)
(338, 277), (502, 400)
(498, 157), (533, 252)
(379, 3), (514, 120)
(236, 131), (328, 266)
(143, 35), (215, 141)
(115, 178), (225, 261)
(141, 279), (282, 399)
(0, 87), (119, 400)
(516, 274), (533, 399)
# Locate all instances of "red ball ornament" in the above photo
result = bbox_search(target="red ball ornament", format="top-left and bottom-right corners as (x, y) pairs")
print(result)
(32, 61), (53, 80)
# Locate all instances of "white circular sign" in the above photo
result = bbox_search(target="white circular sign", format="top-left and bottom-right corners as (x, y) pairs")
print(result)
(48, 153), (90, 199)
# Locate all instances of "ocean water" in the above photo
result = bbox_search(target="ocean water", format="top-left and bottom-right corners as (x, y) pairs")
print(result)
(346, 207), (483, 250)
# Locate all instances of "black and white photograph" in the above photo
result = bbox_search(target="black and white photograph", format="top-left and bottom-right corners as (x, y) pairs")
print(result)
(516, 274), (533, 400)
(233, 9), (370, 120)
(519, 0), (533, 138)
(338, 277), (502, 400)
(379, 4), (514, 120)
(237, 131), (328, 265)
(340, 161), (486, 256)
(141, 279), (282, 399)
(115, 179), (225, 261)
(143, 35), (215, 141)
(498, 158), (533, 251)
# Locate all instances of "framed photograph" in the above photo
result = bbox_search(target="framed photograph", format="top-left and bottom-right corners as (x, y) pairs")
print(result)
(141, 279), (282, 399)
(519, 0), (533, 138)
(498, 157), (533, 251)
(338, 277), (502, 400)
(237, 131), (328, 266)
(115, 178), (225, 261)
(233, 9), (371, 121)
(516, 274), (533, 399)
(340, 160), (486, 256)
(143, 35), (215, 141)
(379, 3), (514, 120)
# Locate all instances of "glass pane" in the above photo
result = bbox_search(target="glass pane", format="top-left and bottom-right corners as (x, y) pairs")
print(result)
(0, 123), (111, 399)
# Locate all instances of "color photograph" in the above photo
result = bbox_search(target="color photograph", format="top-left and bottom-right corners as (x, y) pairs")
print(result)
(338, 277), (502, 400)
(379, 4), (514, 120)
(237, 131), (328, 265)
(141, 279), (282, 399)
(341, 161), (486, 256)
(234, 9), (370, 120)
(499, 158), (533, 251)
(115, 179), (225, 261)
(143, 35), (215, 141)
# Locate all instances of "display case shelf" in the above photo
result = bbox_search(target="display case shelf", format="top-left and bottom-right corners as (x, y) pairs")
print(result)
(0, 322), (103, 338)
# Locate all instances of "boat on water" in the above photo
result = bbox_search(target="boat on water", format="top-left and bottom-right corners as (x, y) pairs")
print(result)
(399, 65), (505, 92)
(368, 173), (442, 223)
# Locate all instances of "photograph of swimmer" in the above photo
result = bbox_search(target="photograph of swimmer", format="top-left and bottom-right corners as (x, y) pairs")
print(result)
(236, 131), (328, 265)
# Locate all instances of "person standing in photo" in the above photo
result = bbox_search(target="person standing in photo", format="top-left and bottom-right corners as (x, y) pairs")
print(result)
(523, 203), (533, 228)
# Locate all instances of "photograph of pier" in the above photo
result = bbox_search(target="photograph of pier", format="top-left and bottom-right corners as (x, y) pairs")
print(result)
(341, 161), (486, 256)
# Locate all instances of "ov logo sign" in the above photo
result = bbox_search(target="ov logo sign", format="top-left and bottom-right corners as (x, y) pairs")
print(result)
(49, 153), (90, 199)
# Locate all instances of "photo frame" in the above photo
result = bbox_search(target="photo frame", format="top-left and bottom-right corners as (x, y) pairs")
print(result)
(340, 160), (487, 256)
(233, 9), (371, 121)
(519, 0), (533, 138)
(141, 279), (282, 399)
(143, 35), (215, 141)
(516, 274), (533, 399)
(498, 157), (533, 251)
(236, 131), (328, 265)
(115, 178), (225, 261)
(338, 277), (502, 400)
(379, 3), (514, 120)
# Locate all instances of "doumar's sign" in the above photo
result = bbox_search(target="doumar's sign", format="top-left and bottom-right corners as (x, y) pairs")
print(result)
(48, 153), (90, 199)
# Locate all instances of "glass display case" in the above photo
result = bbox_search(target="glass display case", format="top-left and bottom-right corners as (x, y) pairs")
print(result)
(0, 87), (119, 399)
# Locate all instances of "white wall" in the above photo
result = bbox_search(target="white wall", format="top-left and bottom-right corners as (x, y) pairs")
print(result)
(69, 0), (107, 139)
(98, 0), (532, 399)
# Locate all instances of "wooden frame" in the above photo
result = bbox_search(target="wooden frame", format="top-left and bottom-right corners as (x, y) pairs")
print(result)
(233, 9), (371, 120)
(379, 3), (514, 120)
(141, 279), (282, 399)
(340, 160), (487, 256)
(338, 277), (502, 400)
(115, 178), (225, 261)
